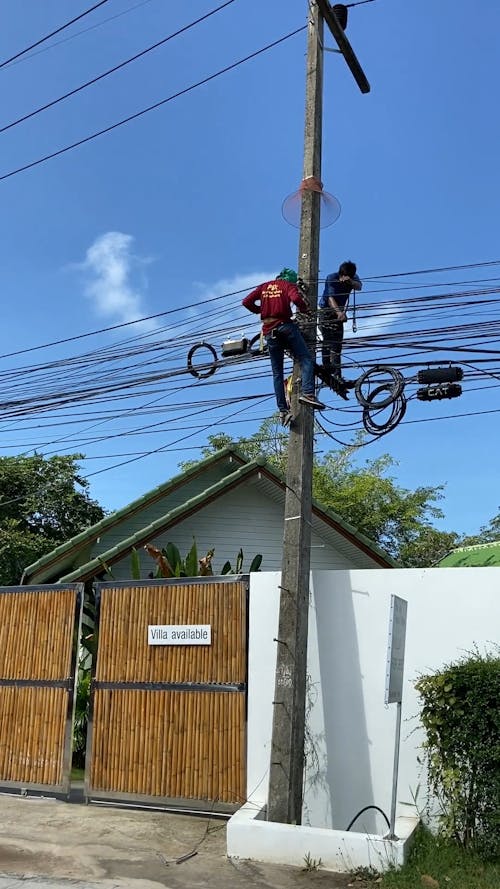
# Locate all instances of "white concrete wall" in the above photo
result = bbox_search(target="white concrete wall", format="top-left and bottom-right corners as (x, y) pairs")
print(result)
(247, 568), (500, 834)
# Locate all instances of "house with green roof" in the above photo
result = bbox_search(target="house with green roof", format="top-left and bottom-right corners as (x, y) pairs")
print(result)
(438, 540), (500, 567)
(21, 447), (396, 585)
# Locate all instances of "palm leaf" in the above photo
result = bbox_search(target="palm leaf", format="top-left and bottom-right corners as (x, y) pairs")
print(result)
(249, 554), (263, 572)
(165, 542), (181, 573)
(185, 539), (198, 577)
(236, 548), (244, 573)
(130, 547), (141, 580)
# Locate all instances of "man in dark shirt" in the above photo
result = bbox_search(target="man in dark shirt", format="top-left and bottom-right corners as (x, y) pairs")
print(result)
(319, 260), (362, 380)
(242, 268), (325, 424)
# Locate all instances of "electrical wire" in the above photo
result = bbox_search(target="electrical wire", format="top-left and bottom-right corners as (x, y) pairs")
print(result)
(0, 0), (238, 135)
(1, 260), (500, 478)
(1, 259), (500, 362)
(364, 259), (500, 280)
(1, 303), (499, 407)
(4, 0), (156, 69)
(0, 0), (113, 69)
(0, 286), (254, 360)
(0, 25), (306, 182)
(85, 395), (271, 477)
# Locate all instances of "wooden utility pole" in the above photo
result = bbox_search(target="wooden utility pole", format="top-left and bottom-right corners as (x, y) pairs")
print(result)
(267, 1), (370, 826)
(267, 0), (323, 827)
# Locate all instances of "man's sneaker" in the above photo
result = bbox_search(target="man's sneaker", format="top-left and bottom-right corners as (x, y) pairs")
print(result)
(298, 393), (326, 410)
(279, 410), (293, 427)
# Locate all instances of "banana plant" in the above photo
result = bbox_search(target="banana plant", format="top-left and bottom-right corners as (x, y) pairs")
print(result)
(143, 540), (207, 577)
(221, 548), (262, 575)
(98, 539), (263, 581)
(140, 540), (262, 578)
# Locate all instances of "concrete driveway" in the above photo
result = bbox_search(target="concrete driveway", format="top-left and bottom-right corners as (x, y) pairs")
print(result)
(0, 792), (350, 889)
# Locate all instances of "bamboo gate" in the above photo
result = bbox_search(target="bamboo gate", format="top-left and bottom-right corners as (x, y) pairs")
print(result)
(85, 577), (248, 811)
(0, 584), (82, 795)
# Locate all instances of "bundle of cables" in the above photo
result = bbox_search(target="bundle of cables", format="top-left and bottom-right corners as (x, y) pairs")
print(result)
(354, 366), (407, 437)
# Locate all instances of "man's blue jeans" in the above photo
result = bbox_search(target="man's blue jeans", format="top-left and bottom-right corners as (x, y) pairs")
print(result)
(265, 322), (315, 412)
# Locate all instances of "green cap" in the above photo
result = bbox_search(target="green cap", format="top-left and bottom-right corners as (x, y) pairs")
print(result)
(276, 267), (298, 283)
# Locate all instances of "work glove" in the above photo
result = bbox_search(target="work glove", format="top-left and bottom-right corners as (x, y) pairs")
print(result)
(297, 277), (309, 297)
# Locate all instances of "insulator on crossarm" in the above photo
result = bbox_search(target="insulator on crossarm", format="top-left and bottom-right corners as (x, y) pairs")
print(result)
(333, 4), (348, 30)
(417, 366), (463, 384)
(417, 383), (462, 401)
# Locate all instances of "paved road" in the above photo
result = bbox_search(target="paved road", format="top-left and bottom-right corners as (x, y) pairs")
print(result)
(0, 881), (112, 888)
(0, 793), (348, 889)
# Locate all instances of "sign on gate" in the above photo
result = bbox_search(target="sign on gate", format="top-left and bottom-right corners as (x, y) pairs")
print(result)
(148, 624), (212, 645)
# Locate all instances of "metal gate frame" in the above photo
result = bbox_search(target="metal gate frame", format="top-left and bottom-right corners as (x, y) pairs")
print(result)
(84, 576), (249, 813)
(0, 584), (83, 796)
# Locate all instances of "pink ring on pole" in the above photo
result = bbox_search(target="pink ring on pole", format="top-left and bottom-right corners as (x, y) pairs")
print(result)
(282, 178), (341, 228)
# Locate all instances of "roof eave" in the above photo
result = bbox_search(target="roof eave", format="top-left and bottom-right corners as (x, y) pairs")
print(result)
(22, 446), (247, 583)
(58, 459), (395, 582)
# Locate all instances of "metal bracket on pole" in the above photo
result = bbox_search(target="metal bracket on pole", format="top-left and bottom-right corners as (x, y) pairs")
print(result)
(316, 0), (371, 93)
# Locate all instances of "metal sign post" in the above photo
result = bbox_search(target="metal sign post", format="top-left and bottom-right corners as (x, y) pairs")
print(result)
(384, 595), (408, 839)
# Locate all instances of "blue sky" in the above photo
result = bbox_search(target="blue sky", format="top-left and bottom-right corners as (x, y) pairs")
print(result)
(0, 0), (499, 538)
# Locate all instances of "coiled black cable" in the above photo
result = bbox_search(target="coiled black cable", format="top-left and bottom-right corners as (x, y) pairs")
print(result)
(362, 384), (407, 436)
(346, 805), (391, 832)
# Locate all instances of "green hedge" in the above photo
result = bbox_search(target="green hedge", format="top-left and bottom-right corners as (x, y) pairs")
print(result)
(415, 650), (500, 859)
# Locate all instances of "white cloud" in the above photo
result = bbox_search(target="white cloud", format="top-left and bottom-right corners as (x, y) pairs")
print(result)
(194, 271), (277, 303)
(344, 302), (403, 340)
(191, 270), (275, 314)
(192, 271), (402, 344)
(82, 232), (157, 331)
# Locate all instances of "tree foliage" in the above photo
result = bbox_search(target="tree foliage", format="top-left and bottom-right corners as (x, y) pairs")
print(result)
(190, 420), (288, 474)
(0, 521), (53, 589)
(480, 511), (500, 542)
(311, 448), (447, 562)
(0, 454), (105, 585)
(398, 526), (461, 568)
(460, 510), (500, 548)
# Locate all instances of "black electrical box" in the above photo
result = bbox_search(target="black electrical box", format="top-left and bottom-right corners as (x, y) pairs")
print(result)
(417, 366), (463, 385)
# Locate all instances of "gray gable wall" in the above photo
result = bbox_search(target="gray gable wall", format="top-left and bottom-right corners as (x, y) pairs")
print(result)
(23, 450), (392, 585)
(105, 483), (376, 581)
(89, 459), (238, 561)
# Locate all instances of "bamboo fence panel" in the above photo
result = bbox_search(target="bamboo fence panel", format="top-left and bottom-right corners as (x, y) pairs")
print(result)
(0, 587), (78, 789)
(0, 589), (75, 680)
(0, 686), (66, 785)
(94, 581), (246, 685)
(88, 580), (247, 805)
(89, 688), (245, 803)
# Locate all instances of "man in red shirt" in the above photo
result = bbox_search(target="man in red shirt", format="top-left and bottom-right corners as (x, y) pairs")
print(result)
(242, 268), (325, 424)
